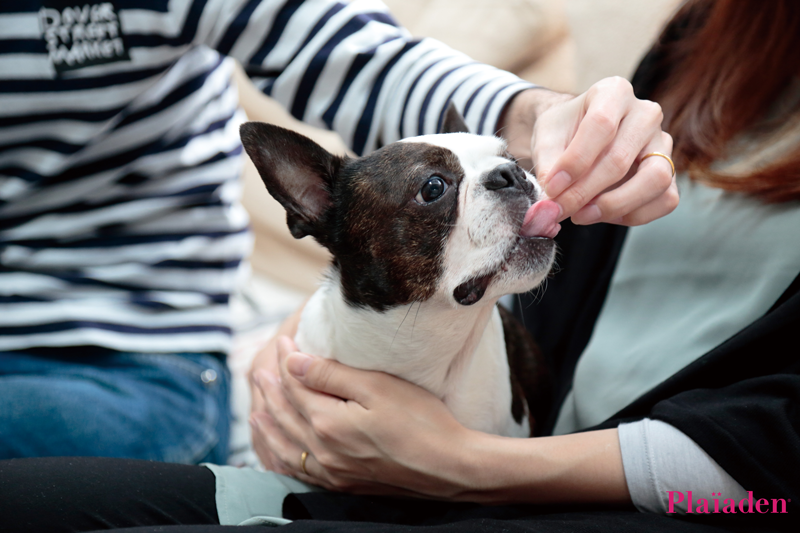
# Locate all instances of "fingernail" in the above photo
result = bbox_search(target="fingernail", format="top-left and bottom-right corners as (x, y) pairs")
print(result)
(545, 170), (571, 197)
(249, 416), (260, 430)
(554, 201), (564, 221)
(573, 204), (602, 225)
(287, 352), (314, 377)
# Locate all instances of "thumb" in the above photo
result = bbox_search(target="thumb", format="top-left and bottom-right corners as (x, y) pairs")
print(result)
(531, 94), (583, 195)
(532, 126), (569, 195)
(285, 352), (373, 405)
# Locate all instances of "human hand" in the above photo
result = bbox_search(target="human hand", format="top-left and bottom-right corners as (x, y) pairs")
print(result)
(249, 336), (481, 498)
(247, 305), (305, 470)
(499, 77), (678, 226)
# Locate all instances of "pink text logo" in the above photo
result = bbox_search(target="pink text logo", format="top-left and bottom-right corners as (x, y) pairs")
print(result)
(668, 491), (790, 514)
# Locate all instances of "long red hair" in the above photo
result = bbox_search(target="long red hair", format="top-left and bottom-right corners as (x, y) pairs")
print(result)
(640, 0), (800, 202)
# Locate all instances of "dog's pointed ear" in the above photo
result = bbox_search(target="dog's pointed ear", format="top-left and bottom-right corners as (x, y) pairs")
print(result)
(240, 122), (344, 241)
(441, 102), (470, 134)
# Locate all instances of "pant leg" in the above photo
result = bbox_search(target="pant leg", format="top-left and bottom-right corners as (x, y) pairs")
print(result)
(0, 352), (230, 464)
(0, 457), (220, 533)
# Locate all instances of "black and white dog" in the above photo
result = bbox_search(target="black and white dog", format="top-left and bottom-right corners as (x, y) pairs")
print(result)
(240, 106), (559, 438)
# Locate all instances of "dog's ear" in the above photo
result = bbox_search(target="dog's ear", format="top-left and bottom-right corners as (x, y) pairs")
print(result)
(441, 101), (470, 134)
(240, 122), (344, 241)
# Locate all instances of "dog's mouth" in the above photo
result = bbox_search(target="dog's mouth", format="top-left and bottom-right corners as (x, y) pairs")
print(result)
(453, 272), (494, 306)
(453, 236), (555, 305)
(453, 200), (560, 306)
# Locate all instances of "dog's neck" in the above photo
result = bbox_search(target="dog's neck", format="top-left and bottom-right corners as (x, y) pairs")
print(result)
(296, 272), (496, 395)
(295, 271), (522, 435)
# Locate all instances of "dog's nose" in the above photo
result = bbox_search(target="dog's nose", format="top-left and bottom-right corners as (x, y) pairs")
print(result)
(483, 163), (532, 193)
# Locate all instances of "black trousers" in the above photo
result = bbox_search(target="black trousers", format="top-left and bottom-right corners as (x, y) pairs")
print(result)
(0, 457), (787, 533)
(0, 457), (260, 533)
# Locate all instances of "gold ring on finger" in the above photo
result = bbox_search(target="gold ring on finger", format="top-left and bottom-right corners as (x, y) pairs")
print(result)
(300, 451), (310, 476)
(641, 152), (676, 178)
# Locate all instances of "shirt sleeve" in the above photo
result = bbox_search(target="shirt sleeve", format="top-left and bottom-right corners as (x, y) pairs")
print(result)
(198, 0), (535, 155)
(618, 418), (747, 514)
(648, 371), (800, 515)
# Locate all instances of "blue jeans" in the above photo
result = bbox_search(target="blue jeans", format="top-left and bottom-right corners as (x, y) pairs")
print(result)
(0, 351), (230, 464)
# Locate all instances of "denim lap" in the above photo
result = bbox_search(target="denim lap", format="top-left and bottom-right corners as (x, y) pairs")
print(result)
(0, 352), (231, 464)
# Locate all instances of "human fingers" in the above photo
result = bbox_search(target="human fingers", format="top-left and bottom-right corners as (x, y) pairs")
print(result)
(254, 373), (408, 493)
(551, 92), (666, 222)
(254, 409), (338, 489)
(537, 77), (634, 202)
(279, 347), (385, 409)
(247, 305), (305, 416)
(248, 339), (279, 416)
(249, 410), (283, 471)
(609, 181), (680, 226)
(576, 132), (677, 225)
(255, 367), (322, 459)
(565, 112), (670, 225)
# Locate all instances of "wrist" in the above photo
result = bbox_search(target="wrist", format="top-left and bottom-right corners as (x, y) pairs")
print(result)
(454, 429), (632, 506)
(497, 88), (573, 165)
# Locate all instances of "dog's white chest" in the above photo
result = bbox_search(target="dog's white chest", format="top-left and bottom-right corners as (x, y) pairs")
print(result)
(294, 280), (529, 438)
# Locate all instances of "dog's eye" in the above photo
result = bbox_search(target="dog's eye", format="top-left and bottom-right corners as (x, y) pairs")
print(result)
(415, 176), (447, 204)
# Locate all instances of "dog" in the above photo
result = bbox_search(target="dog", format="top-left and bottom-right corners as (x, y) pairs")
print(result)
(240, 105), (558, 438)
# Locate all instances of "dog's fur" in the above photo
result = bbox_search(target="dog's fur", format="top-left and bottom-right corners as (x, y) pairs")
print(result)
(241, 106), (554, 437)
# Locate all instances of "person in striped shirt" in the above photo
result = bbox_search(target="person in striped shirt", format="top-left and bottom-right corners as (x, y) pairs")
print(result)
(0, 0), (675, 464)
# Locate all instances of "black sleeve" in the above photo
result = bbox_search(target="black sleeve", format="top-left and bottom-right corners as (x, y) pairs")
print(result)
(652, 371), (800, 508)
(592, 273), (800, 521)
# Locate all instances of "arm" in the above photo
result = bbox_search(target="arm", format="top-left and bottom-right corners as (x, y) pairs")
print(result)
(212, 0), (676, 225)
(250, 336), (631, 504)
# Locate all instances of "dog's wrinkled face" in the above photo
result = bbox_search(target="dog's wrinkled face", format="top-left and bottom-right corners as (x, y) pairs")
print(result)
(400, 133), (555, 307)
(240, 107), (556, 311)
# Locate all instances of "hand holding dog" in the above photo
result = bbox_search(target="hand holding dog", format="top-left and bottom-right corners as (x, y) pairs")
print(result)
(500, 77), (678, 226)
(250, 336), (631, 505)
(251, 335), (477, 498)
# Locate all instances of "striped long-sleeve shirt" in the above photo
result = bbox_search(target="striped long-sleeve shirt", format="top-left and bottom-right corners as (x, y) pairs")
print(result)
(0, 0), (534, 356)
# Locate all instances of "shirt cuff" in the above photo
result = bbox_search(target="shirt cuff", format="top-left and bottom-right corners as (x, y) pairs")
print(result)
(618, 418), (747, 514)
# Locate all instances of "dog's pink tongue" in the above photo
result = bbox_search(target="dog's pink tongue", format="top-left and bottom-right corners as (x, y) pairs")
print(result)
(520, 200), (561, 239)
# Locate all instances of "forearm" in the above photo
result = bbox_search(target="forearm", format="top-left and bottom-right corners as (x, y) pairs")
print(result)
(457, 428), (631, 505)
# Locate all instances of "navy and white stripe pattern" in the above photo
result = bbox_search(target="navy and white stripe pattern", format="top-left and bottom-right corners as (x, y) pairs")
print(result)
(0, 0), (533, 355)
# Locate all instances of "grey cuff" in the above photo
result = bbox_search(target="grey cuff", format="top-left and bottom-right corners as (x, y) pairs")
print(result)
(618, 418), (747, 514)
